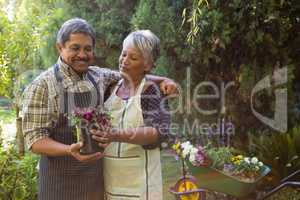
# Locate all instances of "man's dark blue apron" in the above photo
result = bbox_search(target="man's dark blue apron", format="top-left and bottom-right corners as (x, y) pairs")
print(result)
(38, 64), (103, 200)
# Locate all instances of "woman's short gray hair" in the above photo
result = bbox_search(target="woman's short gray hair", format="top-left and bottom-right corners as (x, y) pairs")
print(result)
(56, 18), (96, 47)
(123, 30), (160, 66)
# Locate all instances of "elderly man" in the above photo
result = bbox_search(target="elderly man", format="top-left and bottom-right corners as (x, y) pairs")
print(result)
(22, 18), (176, 200)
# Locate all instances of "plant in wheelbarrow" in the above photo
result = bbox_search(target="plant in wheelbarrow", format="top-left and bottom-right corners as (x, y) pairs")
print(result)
(169, 140), (271, 199)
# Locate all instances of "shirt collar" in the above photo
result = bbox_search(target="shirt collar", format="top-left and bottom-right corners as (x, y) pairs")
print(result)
(57, 57), (88, 83)
(56, 57), (92, 92)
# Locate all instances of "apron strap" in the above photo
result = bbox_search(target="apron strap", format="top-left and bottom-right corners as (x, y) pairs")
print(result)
(135, 78), (146, 96)
(53, 63), (68, 114)
(87, 73), (101, 106)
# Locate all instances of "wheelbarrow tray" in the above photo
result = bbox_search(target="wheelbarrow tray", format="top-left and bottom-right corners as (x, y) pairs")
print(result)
(186, 161), (271, 198)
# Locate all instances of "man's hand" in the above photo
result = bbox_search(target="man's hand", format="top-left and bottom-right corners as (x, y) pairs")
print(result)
(159, 78), (178, 95)
(69, 142), (103, 162)
(145, 74), (178, 95)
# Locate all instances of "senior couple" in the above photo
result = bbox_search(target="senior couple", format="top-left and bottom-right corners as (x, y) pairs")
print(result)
(22, 18), (174, 200)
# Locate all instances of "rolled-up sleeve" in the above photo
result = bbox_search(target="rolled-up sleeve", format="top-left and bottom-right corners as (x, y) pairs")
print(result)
(22, 79), (51, 149)
(141, 83), (171, 149)
(89, 67), (121, 101)
(91, 67), (120, 89)
(101, 68), (120, 88)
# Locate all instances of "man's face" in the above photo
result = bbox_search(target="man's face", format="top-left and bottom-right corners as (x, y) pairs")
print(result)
(56, 33), (94, 74)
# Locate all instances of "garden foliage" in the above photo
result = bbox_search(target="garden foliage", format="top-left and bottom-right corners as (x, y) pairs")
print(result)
(0, 141), (38, 200)
(0, 0), (299, 195)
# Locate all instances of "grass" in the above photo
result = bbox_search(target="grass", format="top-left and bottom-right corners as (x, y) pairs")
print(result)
(162, 151), (183, 200)
(261, 187), (300, 200)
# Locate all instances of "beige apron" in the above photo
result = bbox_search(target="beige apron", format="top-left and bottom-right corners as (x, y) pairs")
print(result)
(103, 78), (162, 200)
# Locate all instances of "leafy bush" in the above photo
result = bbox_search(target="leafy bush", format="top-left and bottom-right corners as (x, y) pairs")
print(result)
(249, 126), (300, 185)
(0, 142), (38, 200)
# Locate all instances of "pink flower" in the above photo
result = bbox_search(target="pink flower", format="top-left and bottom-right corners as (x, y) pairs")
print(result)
(83, 112), (93, 121)
(194, 146), (207, 166)
(71, 107), (112, 131)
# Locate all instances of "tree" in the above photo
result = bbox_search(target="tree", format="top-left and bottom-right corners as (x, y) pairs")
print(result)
(0, 0), (64, 154)
(1, 0), (299, 154)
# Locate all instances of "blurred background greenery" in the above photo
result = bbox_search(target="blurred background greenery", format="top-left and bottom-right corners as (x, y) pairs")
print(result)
(0, 0), (300, 199)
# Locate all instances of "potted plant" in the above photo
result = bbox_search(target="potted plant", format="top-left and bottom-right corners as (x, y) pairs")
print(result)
(70, 108), (112, 154)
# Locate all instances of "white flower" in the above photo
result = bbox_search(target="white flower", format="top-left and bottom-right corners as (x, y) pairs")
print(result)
(186, 145), (193, 152)
(182, 148), (190, 158)
(258, 161), (263, 167)
(181, 141), (191, 149)
(244, 157), (250, 164)
(181, 141), (194, 158)
(187, 147), (198, 163)
(251, 157), (258, 164)
(190, 147), (198, 155)
(189, 154), (196, 162)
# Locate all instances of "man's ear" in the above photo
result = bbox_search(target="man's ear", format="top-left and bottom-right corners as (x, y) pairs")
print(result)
(56, 43), (63, 53)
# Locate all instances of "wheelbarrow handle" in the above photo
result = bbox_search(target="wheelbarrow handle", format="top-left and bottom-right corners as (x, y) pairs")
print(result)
(168, 187), (206, 195)
(260, 181), (300, 200)
(280, 169), (300, 183)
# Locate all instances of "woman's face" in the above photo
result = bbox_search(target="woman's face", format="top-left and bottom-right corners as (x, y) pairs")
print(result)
(119, 45), (150, 81)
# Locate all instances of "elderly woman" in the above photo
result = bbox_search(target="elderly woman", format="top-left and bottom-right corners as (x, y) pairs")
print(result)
(92, 30), (170, 200)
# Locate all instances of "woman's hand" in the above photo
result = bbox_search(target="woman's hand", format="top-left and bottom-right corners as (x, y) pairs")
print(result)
(159, 78), (178, 95)
(69, 142), (103, 162)
(90, 129), (114, 148)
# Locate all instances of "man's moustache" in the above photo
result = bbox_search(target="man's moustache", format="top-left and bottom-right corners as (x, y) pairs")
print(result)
(74, 59), (88, 62)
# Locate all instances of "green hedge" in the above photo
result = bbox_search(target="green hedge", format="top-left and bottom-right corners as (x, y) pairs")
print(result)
(0, 143), (38, 200)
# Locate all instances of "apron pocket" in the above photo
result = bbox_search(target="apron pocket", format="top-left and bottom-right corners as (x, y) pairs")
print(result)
(104, 156), (143, 197)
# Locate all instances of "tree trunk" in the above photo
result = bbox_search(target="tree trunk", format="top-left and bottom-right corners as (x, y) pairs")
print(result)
(15, 106), (25, 156)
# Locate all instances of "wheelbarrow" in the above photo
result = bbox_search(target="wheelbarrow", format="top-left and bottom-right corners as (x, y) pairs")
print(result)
(169, 159), (271, 200)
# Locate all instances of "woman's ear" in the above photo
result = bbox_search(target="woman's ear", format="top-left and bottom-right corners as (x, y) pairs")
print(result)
(144, 62), (152, 73)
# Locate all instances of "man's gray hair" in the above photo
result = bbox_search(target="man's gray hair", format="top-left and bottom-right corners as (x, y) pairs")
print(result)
(123, 30), (160, 66)
(56, 18), (96, 47)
